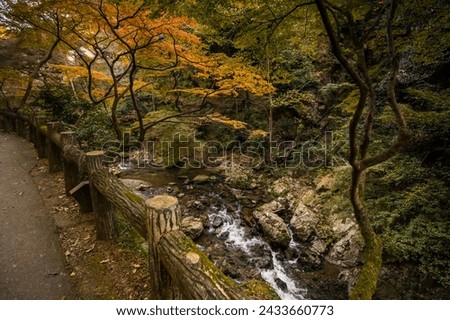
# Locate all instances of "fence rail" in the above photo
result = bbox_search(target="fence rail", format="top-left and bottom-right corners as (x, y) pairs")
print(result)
(0, 109), (278, 300)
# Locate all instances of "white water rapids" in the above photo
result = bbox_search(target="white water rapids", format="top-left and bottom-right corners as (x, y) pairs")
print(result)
(207, 200), (307, 300)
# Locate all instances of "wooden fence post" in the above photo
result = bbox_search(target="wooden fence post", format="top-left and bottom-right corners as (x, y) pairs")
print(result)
(29, 114), (36, 145)
(35, 116), (47, 158)
(2, 112), (10, 133)
(47, 122), (63, 173)
(86, 150), (118, 240)
(17, 113), (26, 138)
(61, 132), (78, 195)
(146, 195), (182, 299)
(10, 114), (17, 134)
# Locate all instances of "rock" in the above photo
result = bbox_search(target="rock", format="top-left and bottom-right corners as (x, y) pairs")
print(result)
(212, 216), (224, 228)
(315, 174), (336, 192)
(121, 179), (150, 190)
(326, 226), (363, 267)
(310, 238), (327, 255)
(289, 202), (318, 242)
(192, 174), (210, 184)
(275, 278), (288, 291)
(137, 184), (151, 191)
(181, 216), (204, 240)
(298, 250), (323, 270)
(253, 201), (291, 249)
(269, 177), (297, 197)
(255, 255), (273, 269)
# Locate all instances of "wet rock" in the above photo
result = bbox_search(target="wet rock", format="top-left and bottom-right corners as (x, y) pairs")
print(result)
(212, 216), (224, 228)
(181, 216), (204, 240)
(192, 174), (210, 184)
(217, 230), (229, 240)
(220, 260), (241, 279)
(289, 202), (318, 242)
(275, 278), (288, 292)
(253, 201), (291, 249)
(255, 255), (273, 269)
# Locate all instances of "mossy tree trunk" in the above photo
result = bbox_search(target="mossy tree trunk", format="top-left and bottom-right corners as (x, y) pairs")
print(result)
(315, 0), (410, 299)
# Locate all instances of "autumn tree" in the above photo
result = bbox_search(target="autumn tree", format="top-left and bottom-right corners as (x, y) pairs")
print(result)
(0, 0), (64, 111)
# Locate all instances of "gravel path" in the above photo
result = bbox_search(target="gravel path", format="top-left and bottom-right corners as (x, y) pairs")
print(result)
(0, 133), (73, 299)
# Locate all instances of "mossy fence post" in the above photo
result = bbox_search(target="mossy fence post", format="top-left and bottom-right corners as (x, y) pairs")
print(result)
(86, 150), (118, 240)
(47, 121), (63, 173)
(146, 195), (182, 299)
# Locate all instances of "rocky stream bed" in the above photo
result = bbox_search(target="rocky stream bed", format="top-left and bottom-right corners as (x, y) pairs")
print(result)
(113, 156), (448, 300)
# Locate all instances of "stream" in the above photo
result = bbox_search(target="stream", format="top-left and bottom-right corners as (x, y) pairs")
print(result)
(119, 166), (309, 299)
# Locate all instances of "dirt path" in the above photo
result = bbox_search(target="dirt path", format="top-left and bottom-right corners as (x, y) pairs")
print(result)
(0, 133), (73, 299)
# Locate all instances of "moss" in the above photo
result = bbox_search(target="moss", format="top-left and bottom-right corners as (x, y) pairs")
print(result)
(124, 189), (145, 205)
(239, 279), (280, 300)
(335, 90), (360, 114)
(175, 234), (236, 288)
(349, 236), (383, 300)
(405, 88), (450, 111)
(117, 212), (147, 256)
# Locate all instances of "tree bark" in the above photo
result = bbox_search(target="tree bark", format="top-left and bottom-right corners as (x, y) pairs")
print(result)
(86, 151), (118, 240)
(35, 116), (48, 159)
(158, 230), (244, 300)
(315, 0), (408, 299)
(88, 168), (148, 238)
(46, 122), (63, 173)
(146, 195), (182, 299)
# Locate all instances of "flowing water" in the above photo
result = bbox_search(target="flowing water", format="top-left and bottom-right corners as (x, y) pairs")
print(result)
(119, 167), (308, 299)
(204, 193), (307, 300)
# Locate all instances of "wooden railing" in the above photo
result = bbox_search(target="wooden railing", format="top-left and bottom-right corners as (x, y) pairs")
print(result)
(0, 109), (278, 300)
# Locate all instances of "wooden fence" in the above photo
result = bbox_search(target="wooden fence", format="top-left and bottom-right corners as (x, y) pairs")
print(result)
(0, 109), (277, 300)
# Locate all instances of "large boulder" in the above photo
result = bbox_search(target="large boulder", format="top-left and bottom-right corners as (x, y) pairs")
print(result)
(326, 225), (364, 267)
(181, 216), (204, 240)
(289, 202), (319, 242)
(253, 201), (291, 249)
